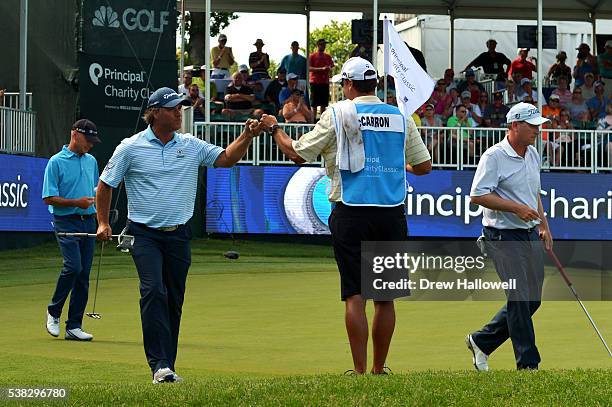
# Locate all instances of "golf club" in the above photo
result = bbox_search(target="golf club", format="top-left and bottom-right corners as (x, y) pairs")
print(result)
(86, 241), (105, 319)
(546, 248), (612, 357)
(55, 232), (135, 252)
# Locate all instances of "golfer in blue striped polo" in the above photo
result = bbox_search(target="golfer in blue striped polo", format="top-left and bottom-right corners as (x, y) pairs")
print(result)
(95, 87), (260, 383)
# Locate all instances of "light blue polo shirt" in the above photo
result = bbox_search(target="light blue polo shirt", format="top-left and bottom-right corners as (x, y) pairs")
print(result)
(470, 136), (541, 229)
(42, 145), (99, 216)
(99, 126), (223, 228)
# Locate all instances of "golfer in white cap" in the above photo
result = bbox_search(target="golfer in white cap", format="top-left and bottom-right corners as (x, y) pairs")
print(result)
(466, 102), (553, 371)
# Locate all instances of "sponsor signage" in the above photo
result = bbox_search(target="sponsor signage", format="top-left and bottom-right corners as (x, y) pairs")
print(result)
(81, 0), (176, 60)
(206, 167), (612, 240)
(79, 53), (177, 127)
(0, 155), (53, 232)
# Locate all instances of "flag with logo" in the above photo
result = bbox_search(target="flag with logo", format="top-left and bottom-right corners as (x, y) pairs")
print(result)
(383, 19), (434, 119)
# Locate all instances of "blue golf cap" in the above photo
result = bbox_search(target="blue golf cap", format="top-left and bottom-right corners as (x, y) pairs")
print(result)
(147, 87), (191, 108)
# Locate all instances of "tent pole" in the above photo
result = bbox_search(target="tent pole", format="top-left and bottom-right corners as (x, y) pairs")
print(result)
(205, 0), (211, 135)
(537, 0), (543, 114)
(449, 9), (454, 72)
(19, 0), (28, 111)
(592, 13), (597, 51)
(179, 0), (185, 79)
(373, 0), (378, 70)
(306, 4), (310, 83)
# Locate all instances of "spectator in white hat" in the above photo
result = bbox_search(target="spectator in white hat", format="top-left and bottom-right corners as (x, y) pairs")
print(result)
(211, 34), (235, 79)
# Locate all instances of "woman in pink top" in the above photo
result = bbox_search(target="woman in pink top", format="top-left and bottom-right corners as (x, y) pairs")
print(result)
(551, 75), (572, 107)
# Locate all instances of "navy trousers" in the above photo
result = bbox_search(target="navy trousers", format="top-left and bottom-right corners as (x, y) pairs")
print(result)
(48, 215), (96, 330)
(128, 221), (192, 373)
(472, 227), (545, 369)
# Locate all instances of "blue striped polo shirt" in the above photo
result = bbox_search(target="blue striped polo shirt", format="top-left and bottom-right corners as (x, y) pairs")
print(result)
(99, 126), (223, 228)
(42, 145), (99, 216)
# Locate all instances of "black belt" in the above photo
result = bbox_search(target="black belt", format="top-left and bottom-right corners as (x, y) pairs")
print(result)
(129, 220), (183, 232)
(57, 214), (95, 220)
(485, 226), (538, 233)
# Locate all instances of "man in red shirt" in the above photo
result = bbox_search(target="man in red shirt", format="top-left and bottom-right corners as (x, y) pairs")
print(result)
(308, 38), (334, 115)
(508, 48), (537, 80)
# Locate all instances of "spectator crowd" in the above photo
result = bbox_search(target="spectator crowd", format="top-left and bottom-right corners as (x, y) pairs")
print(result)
(177, 35), (612, 169)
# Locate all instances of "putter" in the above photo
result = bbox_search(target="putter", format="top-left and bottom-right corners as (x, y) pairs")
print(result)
(546, 248), (612, 357)
(55, 232), (135, 253)
(86, 241), (105, 319)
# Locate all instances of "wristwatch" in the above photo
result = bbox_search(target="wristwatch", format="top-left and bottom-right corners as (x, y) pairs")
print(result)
(270, 124), (281, 134)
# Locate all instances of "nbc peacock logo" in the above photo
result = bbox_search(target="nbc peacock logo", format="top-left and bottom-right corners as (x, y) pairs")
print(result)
(92, 5), (119, 28)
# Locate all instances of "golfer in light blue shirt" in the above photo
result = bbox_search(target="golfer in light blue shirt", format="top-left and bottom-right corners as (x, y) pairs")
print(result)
(96, 87), (261, 383)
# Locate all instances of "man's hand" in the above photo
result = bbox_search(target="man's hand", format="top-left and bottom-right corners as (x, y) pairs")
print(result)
(96, 223), (112, 241)
(76, 197), (95, 209)
(513, 203), (541, 222)
(244, 119), (263, 137)
(539, 227), (553, 251)
(259, 114), (278, 132)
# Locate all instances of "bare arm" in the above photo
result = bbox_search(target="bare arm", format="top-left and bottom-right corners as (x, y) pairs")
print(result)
(407, 161), (432, 175)
(95, 180), (113, 240)
(214, 119), (259, 168)
(471, 193), (540, 222)
(44, 196), (94, 209)
(537, 195), (553, 250)
(272, 127), (306, 164)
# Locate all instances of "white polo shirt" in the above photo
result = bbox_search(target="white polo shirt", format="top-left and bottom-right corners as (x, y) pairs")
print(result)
(470, 136), (541, 229)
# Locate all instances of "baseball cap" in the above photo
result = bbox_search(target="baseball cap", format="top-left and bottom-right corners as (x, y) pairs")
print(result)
(287, 73), (298, 80)
(460, 90), (471, 98)
(594, 80), (605, 88)
(218, 34), (227, 41)
(549, 94), (560, 100)
(465, 68), (475, 77)
(147, 87), (191, 108)
(506, 102), (550, 125)
(291, 41), (299, 47)
(72, 119), (101, 143)
(518, 47), (530, 52)
(606, 40), (612, 48)
(520, 78), (531, 86)
(238, 64), (249, 73)
(316, 38), (327, 44)
(331, 57), (377, 83)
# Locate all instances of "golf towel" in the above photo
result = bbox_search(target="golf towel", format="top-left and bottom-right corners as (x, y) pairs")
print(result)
(332, 100), (365, 173)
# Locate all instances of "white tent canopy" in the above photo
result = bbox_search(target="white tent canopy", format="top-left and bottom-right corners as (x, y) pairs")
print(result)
(185, 0), (612, 21)
(180, 0), (611, 122)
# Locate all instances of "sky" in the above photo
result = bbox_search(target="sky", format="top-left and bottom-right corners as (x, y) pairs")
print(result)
(206, 12), (363, 66)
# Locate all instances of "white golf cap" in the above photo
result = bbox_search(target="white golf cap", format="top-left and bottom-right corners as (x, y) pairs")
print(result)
(331, 57), (377, 83)
(506, 102), (550, 125)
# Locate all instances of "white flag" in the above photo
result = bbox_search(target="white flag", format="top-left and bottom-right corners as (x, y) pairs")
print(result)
(383, 19), (434, 118)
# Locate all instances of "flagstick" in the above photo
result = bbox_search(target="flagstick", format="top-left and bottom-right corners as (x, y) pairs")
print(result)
(383, 17), (389, 103)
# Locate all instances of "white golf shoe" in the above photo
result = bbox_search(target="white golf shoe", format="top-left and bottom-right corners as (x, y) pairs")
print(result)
(65, 327), (93, 341)
(46, 311), (60, 337)
(466, 334), (489, 371)
(152, 368), (180, 384)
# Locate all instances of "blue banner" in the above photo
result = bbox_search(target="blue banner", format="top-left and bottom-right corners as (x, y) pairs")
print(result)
(206, 167), (612, 240)
(0, 155), (53, 232)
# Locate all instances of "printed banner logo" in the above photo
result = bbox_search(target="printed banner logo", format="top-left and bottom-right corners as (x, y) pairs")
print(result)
(91, 4), (169, 33)
(89, 63), (103, 86)
(92, 6), (120, 28)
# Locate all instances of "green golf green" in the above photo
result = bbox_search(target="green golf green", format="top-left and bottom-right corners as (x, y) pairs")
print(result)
(1, 238), (610, 405)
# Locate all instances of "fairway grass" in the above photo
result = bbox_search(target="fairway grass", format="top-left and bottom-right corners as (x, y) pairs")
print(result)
(1, 238), (610, 405)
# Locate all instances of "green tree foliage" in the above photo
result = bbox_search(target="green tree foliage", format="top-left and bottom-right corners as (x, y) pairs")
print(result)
(180, 12), (239, 66)
(268, 59), (279, 79)
(309, 21), (352, 76)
